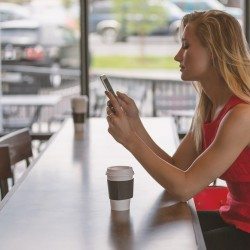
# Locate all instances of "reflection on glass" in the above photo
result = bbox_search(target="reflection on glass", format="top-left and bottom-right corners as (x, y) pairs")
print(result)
(88, 0), (243, 136)
(0, 0), (81, 134)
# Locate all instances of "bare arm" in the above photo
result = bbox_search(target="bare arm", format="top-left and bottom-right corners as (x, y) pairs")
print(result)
(106, 92), (250, 201)
(114, 92), (198, 170)
(127, 105), (250, 201)
(133, 118), (199, 170)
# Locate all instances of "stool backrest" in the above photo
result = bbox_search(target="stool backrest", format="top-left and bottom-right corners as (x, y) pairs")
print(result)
(0, 146), (12, 199)
(0, 128), (33, 166)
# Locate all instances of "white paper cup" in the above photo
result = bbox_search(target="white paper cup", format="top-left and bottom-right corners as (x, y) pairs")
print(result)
(71, 95), (88, 134)
(106, 166), (134, 211)
(110, 199), (131, 211)
(106, 166), (134, 181)
(71, 96), (88, 113)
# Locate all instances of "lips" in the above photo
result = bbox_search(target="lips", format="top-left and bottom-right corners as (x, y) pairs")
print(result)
(180, 65), (185, 71)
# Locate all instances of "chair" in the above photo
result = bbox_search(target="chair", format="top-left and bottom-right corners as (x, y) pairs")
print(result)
(0, 146), (12, 199)
(3, 117), (35, 132)
(0, 128), (33, 185)
(2, 82), (41, 131)
(193, 186), (229, 211)
(2, 82), (40, 95)
(167, 110), (194, 139)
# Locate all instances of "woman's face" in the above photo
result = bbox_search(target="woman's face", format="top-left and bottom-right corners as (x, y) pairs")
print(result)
(174, 23), (212, 81)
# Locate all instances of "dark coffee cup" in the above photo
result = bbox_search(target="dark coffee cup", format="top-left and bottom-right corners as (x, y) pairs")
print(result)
(71, 96), (88, 134)
(106, 166), (134, 211)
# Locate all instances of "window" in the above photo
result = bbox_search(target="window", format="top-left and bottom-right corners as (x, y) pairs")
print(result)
(0, 0), (81, 133)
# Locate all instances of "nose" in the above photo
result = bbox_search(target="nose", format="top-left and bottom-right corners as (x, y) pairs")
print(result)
(174, 48), (183, 62)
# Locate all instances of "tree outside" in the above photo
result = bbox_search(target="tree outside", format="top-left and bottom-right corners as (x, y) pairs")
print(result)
(113, 0), (169, 59)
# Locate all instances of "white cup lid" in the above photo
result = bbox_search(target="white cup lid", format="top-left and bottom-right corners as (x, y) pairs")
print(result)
(71, 95), (88, 102)
(106, 166), (134, 177)
(71, 95), (88, 113)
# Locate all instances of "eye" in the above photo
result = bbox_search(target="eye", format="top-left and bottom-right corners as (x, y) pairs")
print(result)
(182, 43), (189, 49)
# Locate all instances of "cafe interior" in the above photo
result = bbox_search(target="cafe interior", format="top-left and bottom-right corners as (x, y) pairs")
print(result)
(0, 0), (249, 249)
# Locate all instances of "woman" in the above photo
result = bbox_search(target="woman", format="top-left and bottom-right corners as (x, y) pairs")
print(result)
(105, 10), (250, 249)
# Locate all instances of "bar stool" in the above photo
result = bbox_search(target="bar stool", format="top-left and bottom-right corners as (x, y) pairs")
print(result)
(193, 186), (229, 211)
(0, 146), (12, 199)
(0, 128), (33, 186)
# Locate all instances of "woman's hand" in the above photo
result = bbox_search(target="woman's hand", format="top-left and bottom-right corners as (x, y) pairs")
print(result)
(106, 91), (136, 148)
(117, 91), (139, 119)
(107, 91), (140, 130)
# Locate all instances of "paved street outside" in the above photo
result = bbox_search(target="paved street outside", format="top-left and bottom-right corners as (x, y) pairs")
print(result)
(89, 33), (182, 80)
(89, 34), (180, 56)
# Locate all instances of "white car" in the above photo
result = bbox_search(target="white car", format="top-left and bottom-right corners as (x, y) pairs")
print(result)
(169, 0), (242, 42)
(0, 2), (30, 22)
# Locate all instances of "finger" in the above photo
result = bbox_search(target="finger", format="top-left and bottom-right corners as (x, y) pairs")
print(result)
(116, 91), (132, 104)
(108, 112), (115, 121)
(106, 115), (110, 123)
(106, 107), (112, 116)
(106, 106), (115, 115)
(107, 114), (117, 128)
(111, 106), (116, 113)
(107, 100), (113, 108)
(106, 114), (114, 125)
(105, 91), (122, 116)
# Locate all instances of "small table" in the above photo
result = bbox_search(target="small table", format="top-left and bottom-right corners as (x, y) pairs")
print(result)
(0, 95), (61, 131)
(0, 95), (61, 106)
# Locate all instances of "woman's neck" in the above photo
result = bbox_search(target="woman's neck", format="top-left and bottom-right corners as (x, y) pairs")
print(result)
(200, 73), (233, 122)
(200, 73), (232, 107)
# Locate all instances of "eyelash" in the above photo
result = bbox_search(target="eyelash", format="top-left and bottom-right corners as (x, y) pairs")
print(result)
(182, 44), (189, 49)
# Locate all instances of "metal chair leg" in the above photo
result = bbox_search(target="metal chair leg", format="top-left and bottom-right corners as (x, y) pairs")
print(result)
(0, 179), (9, 200)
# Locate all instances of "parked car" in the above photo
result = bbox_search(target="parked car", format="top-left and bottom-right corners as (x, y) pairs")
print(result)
(0, 2), (30, 22)
(1, 19), (80, 88)
(89, 0), (185, 43)
(170, 0), (242, 15)
(169, 0), (242, 41)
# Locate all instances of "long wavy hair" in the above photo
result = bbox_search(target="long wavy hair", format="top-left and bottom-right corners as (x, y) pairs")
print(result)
(180, 10), (250, 152)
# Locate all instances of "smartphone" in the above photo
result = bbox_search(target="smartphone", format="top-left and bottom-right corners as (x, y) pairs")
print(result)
(100, 74), (116, 97)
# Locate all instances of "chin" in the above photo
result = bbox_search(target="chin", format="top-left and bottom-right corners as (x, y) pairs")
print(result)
(181, 74), (190, 81)
(181, 73), (196, 82)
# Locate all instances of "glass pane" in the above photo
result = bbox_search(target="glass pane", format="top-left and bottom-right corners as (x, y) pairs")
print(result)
(88, 0), (243, 135)
(0, 0), (81, 135)
(88, 0), (183, 118)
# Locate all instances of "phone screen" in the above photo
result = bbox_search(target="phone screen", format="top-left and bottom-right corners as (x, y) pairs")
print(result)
(100, 75), (116, 97)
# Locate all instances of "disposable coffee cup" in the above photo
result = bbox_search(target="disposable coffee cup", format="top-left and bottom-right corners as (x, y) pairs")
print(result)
(71, 95), (88, 134)
(106, 166), (134, 211)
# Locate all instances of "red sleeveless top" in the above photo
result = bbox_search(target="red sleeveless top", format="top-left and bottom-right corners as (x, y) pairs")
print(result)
(202, 95), (250, 233)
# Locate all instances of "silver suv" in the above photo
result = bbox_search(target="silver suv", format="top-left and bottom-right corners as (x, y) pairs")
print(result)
(89, 0), (185, 43)
(1, 19), (79, 88)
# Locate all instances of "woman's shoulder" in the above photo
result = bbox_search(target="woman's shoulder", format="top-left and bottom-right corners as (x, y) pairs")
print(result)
(221, 103), (250, 144)
(210, 103), (250, 149)
(228, 102), (250, 119)
(223, 102), (250, 123)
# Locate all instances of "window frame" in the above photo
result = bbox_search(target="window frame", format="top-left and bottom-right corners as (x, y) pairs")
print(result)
(80, 0), (248, 118)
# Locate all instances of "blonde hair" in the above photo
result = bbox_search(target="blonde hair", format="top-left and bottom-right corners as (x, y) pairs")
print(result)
(180, 10), (250, 152)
